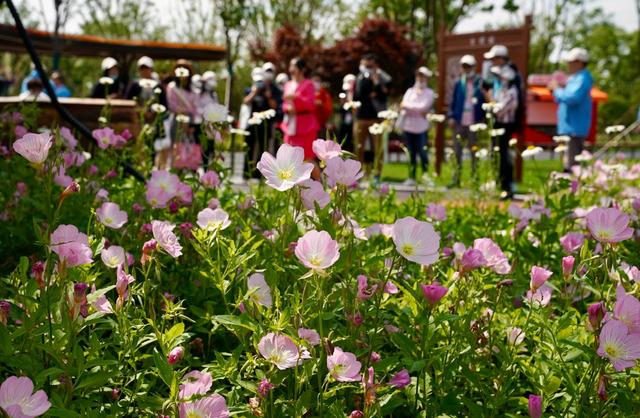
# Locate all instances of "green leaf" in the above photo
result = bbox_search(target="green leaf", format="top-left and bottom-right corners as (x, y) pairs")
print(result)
(75, 372), (111, 391)
(165, 322), (185, 346)
(213, 315), (256, 331)
(153, 349), (174, 388)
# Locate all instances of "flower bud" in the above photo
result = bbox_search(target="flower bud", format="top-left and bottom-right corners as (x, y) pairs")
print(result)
(167, 346), (184, 365)
(587, 301), (606, 330)
(257, 378), (275, 398)
(528, 394), (542, 418)
(0, 300), (10, 326)
(562, 256), (575, 277)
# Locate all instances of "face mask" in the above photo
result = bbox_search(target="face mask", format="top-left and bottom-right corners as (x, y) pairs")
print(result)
(359, 64), (368, 74)
(415, 81), (427, 89)
(205, 80), (217, 90)
(313, 81), (321, 90)
(110, 75), (118, 80)
(263, 72), (274, 81)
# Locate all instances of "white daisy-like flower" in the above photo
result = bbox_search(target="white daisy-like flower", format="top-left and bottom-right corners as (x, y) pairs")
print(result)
(139, 78), (157, 89)
(368, 123), (385, 135)
(490, 128), (505, 137)
(99, 77), (114, 85)
(554, 145), (567, 153)
(98, 116), (107, 124)
(469, 123), (487, 132)
(151, 103), (166, 113)
(176, 114), (190, 123)
(377, 110), (399, 120)
(248, 116), (262, 126)
(508, 138), (518, 147)
(604, 125), (625, 135)
(427, 113), (446, 123)
(153, 87), (162, 94)
(230, 128), (250, 136)
(552, 135), (571, 143)
(475, 148), (489, 159)
(343, 101), (361, 111)
(521, 146), (543, 159)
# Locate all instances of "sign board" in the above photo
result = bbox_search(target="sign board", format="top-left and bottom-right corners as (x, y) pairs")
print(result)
(435, 16), (532, 180)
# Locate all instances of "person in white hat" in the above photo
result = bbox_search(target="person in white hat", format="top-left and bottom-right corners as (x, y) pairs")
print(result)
(275, 72), (289, 90)
(447, 54), (485, 187)
(399, 66), (435, 184)
(493, 64), (520, 199)
(125, 56), (159, 102)
(484, 44), (524, 130)
(548, 47), (593, 171)
(337, 73), (357, 151)
(91, 56), (124, 98)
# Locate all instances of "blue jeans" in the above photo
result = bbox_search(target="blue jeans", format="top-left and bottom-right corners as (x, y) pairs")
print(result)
(404, 131), (428, 179)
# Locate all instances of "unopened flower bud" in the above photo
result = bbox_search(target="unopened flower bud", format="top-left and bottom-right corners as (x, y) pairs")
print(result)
(167, 346), (184, 365)
(587, 301), (606, 330)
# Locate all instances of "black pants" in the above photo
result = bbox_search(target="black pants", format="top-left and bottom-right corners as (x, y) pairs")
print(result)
(246, 122), (271, 178)
(405, 131), (428, 179)
(495, 122), (514, 194)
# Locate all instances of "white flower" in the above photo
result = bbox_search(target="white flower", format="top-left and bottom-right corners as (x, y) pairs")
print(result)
(204, 103), (229, 123)
(552, 135), (571, 143)
(151, 103), (166, 113)
(368, 123), (385, 135)
(508, 138), (518, 147)
(479, 180), (496, 192)
(481, 102), (503, 114)
(521, 146), (543, 159)
(197, 208), (231, 232)
(490, 128), (505, 137)
(98, 116), (107, 124)
(176, 114), (190, 123)
(226, 115), (235, 123)
(554, 145), (567, 153)
(475, 148), (489, 159)
(492, 146), (500, 152)
(153, 87), (162, 94)
(99, 77), (114, 85)
(230, 128), (250, 136)
(253, 109), (276, 121)
(175, 67), (189, 78)
(605, 125), (625, 135)
(139, 78), (157, 89)
(444, 147), (454, 156)
(247, 273), (272, 308)
(469, 123), (487, 132)
(377, 110), (399, 120)
(343, 101), (361, 111)
(248, 116), (262, 126)
(427, 113), (446, 123)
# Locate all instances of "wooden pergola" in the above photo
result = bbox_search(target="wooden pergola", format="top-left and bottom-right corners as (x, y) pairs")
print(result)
(0, 23), (226, 64)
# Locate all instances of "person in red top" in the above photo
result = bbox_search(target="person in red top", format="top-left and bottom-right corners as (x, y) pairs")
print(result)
(312, 73), (333, 139)
(281, 58), (319, 161)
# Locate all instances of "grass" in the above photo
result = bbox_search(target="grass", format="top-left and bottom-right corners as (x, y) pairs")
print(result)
(380, 157), (563, 194)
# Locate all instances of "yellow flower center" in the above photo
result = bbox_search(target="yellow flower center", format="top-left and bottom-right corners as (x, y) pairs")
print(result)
(401, 244), (415, 256)
(277, 168), (293, 181)
(309, 255), (323, 267)
(186, 410), (204, 418)
(604, 342), (621, 358)
(104, 217), (113, 225)
(268, 352), (284, 364)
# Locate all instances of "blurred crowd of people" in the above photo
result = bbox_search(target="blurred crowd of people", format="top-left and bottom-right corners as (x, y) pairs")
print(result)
(3, 42), (596, 195)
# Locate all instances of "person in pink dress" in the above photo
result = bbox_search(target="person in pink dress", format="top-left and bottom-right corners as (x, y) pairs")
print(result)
(281, 58), (319, 162)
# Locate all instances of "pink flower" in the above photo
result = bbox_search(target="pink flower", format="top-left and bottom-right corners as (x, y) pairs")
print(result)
(176, 182), (193, 205)
(562, 256), (575, 277)
(60, 126), (77, 149)
(146, 170), (180, 208)
(392, 217), (440, 265)
(115, 265), (134, 308)
(96, 202), (128, 229)
(49, 224), (93, 267)
(258, 333), (303, 370)
(247, 273), (272, 308)
(507, 327), (525, 345)
(179, 393), (229, 418)
(89, 284), (113, 314)
(12, 133), (52, 165)
(298, 328), (321, 346)
(621, 262), (640, 283)
(459, 248), (487, 272)
(208, 198), (220, 209)
(559, 232), (584, 253)
(100, 245), (125, 268)
(526, 283), (552, 307)
(597, 319), (640, 371)
(0, 301), (9, 325)
(324, 157), (363, 187)
(0, 376), (51, 418)
(92, 127), (116, 149)
(96, 188), (109, 201)
(426, 203), (447, 221)
(587, 301), (606, 330)
(151, 220), (182, 258)
(357, 275), (377, 300)
(14, 125), (27, 139)
(530, 266), (552, 292)
(586, 207), (634, 243)
(613, 284), (640, 333)
(53, 165), (73, 188)
(294, 230), (340, 270)
(473, 238), (511, 274)
(300, 179), (330, 210)
(257, 379), (275, 398)
(528, 394), (542, 418)
(327, 347), (361, 382)
(167, 346), (184, 365)
(312, 139), (342, 161)
(179, 370), (213, 400)
(384, 281), (399, 294)
(420, 282), (448, 307)
(256, 144), (313, 191)
(197, 208), (231, 232)
(200, 170), (220, 188)
(388, 369), (410, 389)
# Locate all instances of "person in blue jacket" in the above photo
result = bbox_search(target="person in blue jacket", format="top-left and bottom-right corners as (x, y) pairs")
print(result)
(447, 54), (485, 187)
(548, 47), (593, 171)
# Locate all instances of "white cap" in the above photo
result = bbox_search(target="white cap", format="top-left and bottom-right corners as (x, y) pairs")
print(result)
(417, 66), (433, 77)
(262, 62), (276, 72)
(342, 73), (356, 91)
(484, 45), (509, 59)
(500, 65), (516, 81)
(101, 57), (118, 71)
(137, 56), (154, 69)
(460, 54), (477, 66)
(275, 72), (289, 85)
(490, 65), (502, 76)
(563, 47), (589, 63)
(251, 67), (264, 82)
(201, 71), (217, 82)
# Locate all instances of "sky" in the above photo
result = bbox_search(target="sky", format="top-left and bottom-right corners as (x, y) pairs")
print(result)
(11, 0), (640, 37)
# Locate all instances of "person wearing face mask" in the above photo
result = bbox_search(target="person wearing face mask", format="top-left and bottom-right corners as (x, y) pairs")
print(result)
(338, 74), (356, 152)
(125, 56), (163, 104)
(493, 65), (519, 200)
(91, 57), (126, 99)
(484, 45), (524, 131)
(353, 53), (391, 180)
(311, 73), (333, 139)
(447, 54), (485, 187)
(400, 66), (434, 184)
